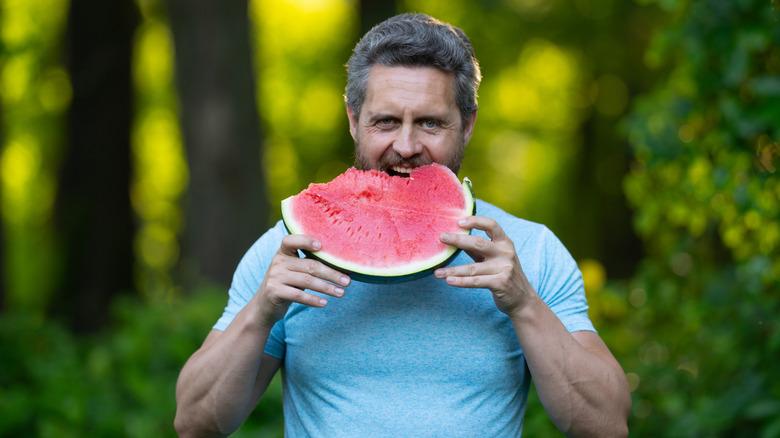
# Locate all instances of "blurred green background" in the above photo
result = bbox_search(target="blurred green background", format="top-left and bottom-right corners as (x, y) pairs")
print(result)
(1, 0), (779, 436)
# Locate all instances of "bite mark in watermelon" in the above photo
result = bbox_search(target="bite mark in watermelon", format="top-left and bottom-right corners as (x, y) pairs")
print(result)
(281, 163), (476, 283)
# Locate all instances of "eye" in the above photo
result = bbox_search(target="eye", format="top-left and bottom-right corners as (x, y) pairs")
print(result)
(376, 118), (396, 128)
(423, 120), (439, 129)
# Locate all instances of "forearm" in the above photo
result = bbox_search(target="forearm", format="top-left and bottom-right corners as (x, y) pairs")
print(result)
(174, 301), (273, 437)
(511, 297), (630, 437)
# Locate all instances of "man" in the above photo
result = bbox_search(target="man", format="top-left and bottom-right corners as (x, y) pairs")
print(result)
(175, 13), (631, 437)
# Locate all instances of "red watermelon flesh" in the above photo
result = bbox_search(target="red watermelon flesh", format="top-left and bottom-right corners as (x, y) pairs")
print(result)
(281, 163), (475, 280)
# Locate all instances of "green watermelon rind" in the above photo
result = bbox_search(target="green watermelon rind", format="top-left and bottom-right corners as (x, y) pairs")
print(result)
(281, 177), (476, 284)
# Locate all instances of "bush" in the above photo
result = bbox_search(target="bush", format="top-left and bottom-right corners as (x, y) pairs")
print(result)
(0, 289), (284, 437)
(619, 0), (780, 435)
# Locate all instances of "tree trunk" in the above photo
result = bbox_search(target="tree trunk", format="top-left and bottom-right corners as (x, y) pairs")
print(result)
(0, 16), (3, 311)
(53, 0), (139, 332)
(360, 0), (397, 35)
(165, 0), (268, 287)
(0, 136), (3, 312)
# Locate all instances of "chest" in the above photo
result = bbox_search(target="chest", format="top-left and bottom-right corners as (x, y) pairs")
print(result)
(281, 276), (526, 390)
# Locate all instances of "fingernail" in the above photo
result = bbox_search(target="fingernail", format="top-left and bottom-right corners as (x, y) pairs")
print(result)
(440, 233), (452, 242)
(434, 269), (445, 278)
(340, 276), (350, 286)
(318, 298), (327, 306)
(334, 287), (344, 296)
(312, 240), (322, 250)
(458, 218), (467, 226)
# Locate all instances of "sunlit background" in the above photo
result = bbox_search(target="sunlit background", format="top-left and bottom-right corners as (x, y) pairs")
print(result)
(0, 0), (627, 311)
(1, 0), (779, 436)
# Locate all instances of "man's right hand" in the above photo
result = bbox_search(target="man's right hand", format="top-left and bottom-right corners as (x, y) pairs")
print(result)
(255, 234), (351, 328)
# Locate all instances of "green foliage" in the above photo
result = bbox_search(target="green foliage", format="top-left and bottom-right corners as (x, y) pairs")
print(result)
(620, 0), (780, 435)
(0, 290), (284, 437)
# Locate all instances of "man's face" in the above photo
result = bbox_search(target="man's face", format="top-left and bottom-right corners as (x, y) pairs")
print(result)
(348, 65), (476, 176)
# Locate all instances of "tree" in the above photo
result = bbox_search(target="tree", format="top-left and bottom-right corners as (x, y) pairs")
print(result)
(621, 0), (780, 434)
(165, 0), (268, 286)
(0, 77), (3, 311)
(0, 149), (3, 313)
(53, 0), (139, 332)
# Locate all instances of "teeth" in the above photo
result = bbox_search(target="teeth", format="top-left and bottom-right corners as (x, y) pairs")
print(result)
(390, 166), (414, 174)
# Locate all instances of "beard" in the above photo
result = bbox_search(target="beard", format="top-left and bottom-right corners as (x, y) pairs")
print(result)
(353, 134), (466, 176)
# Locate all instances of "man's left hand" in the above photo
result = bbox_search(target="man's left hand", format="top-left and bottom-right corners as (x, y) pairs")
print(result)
(434, 215), (536, 317)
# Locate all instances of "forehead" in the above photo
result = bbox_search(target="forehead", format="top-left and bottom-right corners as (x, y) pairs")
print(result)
(362, 65), (457, 115)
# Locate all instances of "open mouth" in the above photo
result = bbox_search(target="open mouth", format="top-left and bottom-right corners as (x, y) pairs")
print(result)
(386, 166), (415, 178)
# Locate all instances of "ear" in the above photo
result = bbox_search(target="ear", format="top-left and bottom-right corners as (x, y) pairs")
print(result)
(461, 110), (478, 146)
(347, 106), (359, 140)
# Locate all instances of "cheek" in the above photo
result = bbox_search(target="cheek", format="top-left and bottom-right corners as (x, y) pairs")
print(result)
(359, 130), (391, 151)
(354, 131), (385, 168)
(427, 136), (457, 158)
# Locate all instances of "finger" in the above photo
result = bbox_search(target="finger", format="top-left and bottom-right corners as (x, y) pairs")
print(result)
(457, 216), (507, 242)
(441, 273), (501, 289)
(434, 262), (489, 279)
(290, 257), (351, 290)
(277, 235), (352, 290)
(279, 233), (322, 257)
(440, 232), (496, 260)
(276, 284), (331, 307)
(284, 269), (346, 299)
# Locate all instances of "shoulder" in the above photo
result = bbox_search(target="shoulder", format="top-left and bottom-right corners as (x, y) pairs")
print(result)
(214, 221), (290, 332)
(475, 199), (552, 245)
(247, 220), (288, 255)
(476, 199), (573, 277)
(231, 220), (288, 283)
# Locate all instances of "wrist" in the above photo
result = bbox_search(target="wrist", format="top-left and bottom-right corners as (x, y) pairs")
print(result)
(249, 291), (290, 331)
(506, 292), (545, 324)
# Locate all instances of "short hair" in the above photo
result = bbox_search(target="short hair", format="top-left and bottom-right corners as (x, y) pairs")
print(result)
(345, 13), (481, 124)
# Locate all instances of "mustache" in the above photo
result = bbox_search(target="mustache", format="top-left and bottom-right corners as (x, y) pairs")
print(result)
(376, 153), (431, 170)
(352, 135), (464, 175)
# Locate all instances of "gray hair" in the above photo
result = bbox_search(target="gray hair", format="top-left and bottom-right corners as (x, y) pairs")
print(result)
(345, 13), (482, 125)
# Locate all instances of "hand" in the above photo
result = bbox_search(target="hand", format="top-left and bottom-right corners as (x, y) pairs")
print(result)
(434, 216), (536, 316)
(254, 234), (350, 328)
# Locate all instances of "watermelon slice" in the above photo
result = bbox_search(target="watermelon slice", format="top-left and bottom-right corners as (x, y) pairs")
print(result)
(281, 163), (476, 283)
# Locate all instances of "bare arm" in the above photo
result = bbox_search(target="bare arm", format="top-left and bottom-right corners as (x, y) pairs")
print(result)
(435, 216), (630, 437)
(174, 234), (350, 437)
(510, 299), (630, 437)
(174, 328), (280, 437)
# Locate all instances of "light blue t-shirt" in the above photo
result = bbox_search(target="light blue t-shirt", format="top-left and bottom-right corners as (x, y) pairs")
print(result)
(214, 199), (595, 437)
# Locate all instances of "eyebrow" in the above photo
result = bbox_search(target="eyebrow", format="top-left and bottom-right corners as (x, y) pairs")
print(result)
(365, 113), (455, 126)
(366, 113), (396, 123)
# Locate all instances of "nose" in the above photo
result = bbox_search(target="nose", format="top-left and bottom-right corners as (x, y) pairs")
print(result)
(392, 124), (423, 158)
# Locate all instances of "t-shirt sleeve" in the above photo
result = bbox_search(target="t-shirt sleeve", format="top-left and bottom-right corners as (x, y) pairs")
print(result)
(534, 227), (596, 334)
(212, 222), (288, 359)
